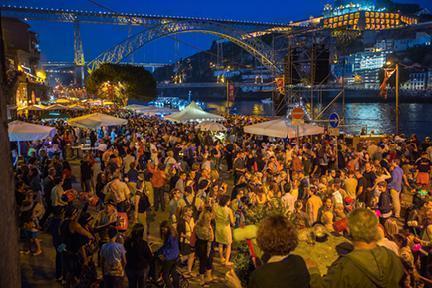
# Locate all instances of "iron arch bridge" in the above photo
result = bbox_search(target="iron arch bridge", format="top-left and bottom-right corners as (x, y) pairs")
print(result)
(86, 21), (284, 74)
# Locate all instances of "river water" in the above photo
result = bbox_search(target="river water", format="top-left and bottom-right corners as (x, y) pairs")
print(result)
(203, 100), (432, 139)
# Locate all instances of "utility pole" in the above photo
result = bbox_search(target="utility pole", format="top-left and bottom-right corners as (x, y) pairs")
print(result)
(0, 14), (21, 288)
(395, 63), (399, 134)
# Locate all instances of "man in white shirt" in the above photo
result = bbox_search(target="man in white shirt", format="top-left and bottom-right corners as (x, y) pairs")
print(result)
(51, 177), (67, 211)
(281, 190), (296, 214)
(104, 173), (131, 212)
(123, 151), (136, 174)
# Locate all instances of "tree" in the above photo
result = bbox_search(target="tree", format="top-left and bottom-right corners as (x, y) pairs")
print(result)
(86, 63), (157, 105)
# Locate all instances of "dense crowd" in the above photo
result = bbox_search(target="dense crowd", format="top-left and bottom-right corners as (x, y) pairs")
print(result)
(14, 110), (432, 288)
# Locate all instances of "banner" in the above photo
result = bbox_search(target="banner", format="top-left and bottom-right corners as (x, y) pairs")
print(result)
(227, 82), (235, 103)
(379, 68), (396, 99)
(275, 77), (285, 95)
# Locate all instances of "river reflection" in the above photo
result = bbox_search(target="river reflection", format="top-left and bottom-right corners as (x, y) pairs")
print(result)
(206, 100), (432, 139)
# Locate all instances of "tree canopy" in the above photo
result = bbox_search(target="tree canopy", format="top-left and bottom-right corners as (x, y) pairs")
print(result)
(86, 63), (157, 105)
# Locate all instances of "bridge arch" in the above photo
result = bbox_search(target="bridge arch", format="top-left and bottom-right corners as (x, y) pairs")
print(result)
(86, 21), (283, 74)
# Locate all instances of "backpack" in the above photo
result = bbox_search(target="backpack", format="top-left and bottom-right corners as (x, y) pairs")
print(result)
(184, 195), (199, 220)
(379, 191), (393, 214)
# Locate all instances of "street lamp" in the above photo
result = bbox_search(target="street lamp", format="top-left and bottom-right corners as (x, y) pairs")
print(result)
(386, 61), (400, 134)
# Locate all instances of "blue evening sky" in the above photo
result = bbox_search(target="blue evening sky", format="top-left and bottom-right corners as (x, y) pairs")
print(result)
(3, 0), (431, 64)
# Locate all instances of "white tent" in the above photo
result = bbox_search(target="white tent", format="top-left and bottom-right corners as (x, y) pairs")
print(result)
(243, 118), (324, 138)
(196, 121), (227, 132)
(165, 101), (225, 123)
(125, 105), (177, 115)
(68, 113), (127, 129)
(8, 121), (56, 142)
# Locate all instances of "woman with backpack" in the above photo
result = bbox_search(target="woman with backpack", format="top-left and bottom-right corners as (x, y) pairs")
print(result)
(193, 210), (215, 287)
(155, 221), (180, 288)
(134, 185), (152, 240)
(177, 206), (196, 277)
(125, 223), (153, 288)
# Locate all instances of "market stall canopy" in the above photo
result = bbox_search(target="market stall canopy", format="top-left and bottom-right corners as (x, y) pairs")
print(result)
(8, 120), (56, 142)
(125, 104), (177, 115)
(196, 121), (227, 132)
(68, 113), (127, 129)
(68, 104), (86, 110)
(243, 118), (324, 138)
(165, 101), (225, 123)
(124, 104), (148, 111)
(46, 104), (69, 110)
(55, 98), (70, 104)
(18, 104), (47, 111)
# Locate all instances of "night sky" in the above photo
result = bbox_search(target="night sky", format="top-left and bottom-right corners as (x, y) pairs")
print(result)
(3, 0), (432, 64)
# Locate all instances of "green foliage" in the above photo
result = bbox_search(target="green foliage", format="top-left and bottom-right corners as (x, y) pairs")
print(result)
(86, 63), (157, 104)
(232, 198), (292, 286)
(243, 198), (291, 225)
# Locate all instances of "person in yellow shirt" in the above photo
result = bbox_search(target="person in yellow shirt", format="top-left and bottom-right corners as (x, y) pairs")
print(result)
(344, 171), (358, 200)
(306, 186), (323, 225)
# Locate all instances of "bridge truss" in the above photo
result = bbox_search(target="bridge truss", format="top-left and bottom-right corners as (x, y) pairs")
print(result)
(86, 20), (284, 74)
(1, 5), (287, 75)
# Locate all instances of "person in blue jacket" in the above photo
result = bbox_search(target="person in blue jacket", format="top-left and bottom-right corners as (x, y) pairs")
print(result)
(156, 221), (180, 288)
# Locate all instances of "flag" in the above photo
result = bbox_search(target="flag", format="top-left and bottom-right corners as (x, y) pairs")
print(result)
(379, 68), (396, 99)
(275, 77), (285, 94)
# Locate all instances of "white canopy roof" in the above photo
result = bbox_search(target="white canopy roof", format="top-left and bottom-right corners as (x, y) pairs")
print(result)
(244, 118), (324, 138)
(46, 104), (69, 110)
(18, 104), (47, 111)
(196, 121), (227, 132)
(55, 98), (70, 104)
(125, 105), (178, 115)
(124, 104), (148, 111)
(165, 101), (225, 123)
(68, 104), (86, 110)
(8, 121), (56, 142)
(68, 113), (127, 129)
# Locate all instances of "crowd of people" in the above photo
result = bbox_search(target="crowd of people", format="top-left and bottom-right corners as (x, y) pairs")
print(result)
(13, 108), (432, 288)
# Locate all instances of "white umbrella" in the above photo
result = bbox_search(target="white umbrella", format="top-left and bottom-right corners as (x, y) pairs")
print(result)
(68, 113), (127, 129)
(8, 121), (56, 154)
(55, 98), (70, 104)
(18, 104), (47, 111)
(196, 121), (227, 132)
(68, 104), (86, 110)
(124, 104), (149, 111)
(165, 101), (225, 123)
(8, 121), (56, 141)
(46, 104), (69, 110)
(244, 118), (324, 138)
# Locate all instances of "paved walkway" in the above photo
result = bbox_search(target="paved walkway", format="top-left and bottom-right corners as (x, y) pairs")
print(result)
(20, 159), (231, 287)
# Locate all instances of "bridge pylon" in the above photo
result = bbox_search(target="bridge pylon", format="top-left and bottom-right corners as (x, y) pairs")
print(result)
(73, 20), (85, 87)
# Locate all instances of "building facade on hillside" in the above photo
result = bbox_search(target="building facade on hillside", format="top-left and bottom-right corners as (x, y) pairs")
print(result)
(323, 1), (417, 31)
(401, 70), (432, 90)
(1, 17), (47, 110)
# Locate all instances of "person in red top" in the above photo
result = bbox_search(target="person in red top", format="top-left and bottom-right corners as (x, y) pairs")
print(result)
(148, 161), (167, 212)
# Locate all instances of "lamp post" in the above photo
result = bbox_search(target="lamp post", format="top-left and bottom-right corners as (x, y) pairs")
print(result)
(386, 61), (400, 134)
